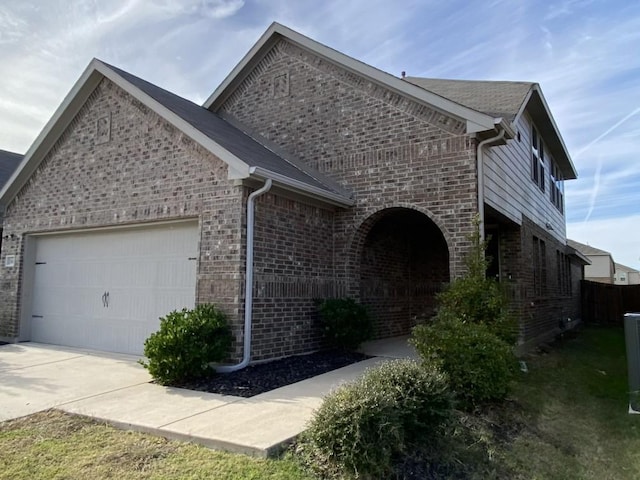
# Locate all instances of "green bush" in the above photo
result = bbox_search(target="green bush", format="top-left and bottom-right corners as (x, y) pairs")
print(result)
(316, 297), (373, 350)
(412, 317), (517, 410)
(140, 304), (232, 385)
(435, 219), (517, 344)
(297, 359), (453, 479)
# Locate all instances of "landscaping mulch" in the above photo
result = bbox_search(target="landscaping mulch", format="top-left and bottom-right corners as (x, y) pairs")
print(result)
(174, 350), (371, 397)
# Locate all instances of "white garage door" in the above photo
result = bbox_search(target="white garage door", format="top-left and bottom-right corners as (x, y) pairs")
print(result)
(30, 221), (198, 355)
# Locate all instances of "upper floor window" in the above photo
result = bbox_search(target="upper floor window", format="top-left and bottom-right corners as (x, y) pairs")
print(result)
(531, 126), (545, 192)
(550, 163), (564, 213)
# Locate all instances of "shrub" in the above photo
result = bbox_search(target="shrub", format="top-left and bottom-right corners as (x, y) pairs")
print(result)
(434, 216), (517, 344)
(140, 304), (231, 385)
(316, 297), (373, 350)
(412, 317), (517, 410)
(297, 359), (453, 479)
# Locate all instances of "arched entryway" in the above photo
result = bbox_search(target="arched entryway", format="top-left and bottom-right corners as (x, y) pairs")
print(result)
(357, 208), (450, 337)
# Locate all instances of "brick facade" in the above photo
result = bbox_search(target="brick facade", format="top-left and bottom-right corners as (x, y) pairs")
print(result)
(0, 34), (583, 360)
(220, 39), (479, 348)
(495, 215), (583, 346)
(0, 79), (246, 347)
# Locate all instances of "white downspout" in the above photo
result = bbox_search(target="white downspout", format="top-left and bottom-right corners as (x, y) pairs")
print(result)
(476, 129), (506, 242)
(216, 178), (272, 373)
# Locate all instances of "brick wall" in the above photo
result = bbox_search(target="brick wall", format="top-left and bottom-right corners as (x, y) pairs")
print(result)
(0, 79), (245, 344)
(219, 39), (479, 340)
(516, 216), (581, 345)
(360, 208), (449, 336)
(250, 192), (338, 360)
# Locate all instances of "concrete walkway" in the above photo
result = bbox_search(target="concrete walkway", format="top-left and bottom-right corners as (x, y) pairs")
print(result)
(1, 339), (416, 457)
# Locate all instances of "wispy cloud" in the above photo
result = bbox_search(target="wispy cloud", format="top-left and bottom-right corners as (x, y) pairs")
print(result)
(0, 0), (638, 266)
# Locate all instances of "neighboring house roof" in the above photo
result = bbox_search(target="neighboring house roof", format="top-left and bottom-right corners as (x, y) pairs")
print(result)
(0, 59), (353, 210)
(204, 22), (514, 140)
(405, 77), (576, 180)
(0, 149), (22, 189)
(567, 239), (614, 258)
(615, 263), (639, 274)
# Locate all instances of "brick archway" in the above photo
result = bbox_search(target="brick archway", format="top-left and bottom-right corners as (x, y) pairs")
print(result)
(354, 207), (450, 337)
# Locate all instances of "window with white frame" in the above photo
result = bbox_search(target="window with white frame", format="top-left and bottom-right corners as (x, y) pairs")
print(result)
(531, 126), (545, 192)
(550, 163), (564, 213)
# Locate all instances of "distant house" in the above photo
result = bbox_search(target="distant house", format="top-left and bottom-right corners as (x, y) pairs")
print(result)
(0, 149), (23, 252)
(567, 239), (616, 284)
(0, 23), (584, 359)
(614, 263), (640, 285)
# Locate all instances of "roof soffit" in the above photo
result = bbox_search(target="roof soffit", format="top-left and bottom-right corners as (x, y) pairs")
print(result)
(517, 87), (577, 180)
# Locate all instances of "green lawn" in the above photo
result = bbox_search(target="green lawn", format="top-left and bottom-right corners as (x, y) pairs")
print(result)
(501, 326), (640, 479)
(1, 326), (639, 479)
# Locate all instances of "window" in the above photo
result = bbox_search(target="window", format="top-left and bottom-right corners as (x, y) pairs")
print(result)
(556, 250), (572, 295)
(533, 236), (547, 296)
(550, 163), (564, 213)
(531, 126), (545, 192)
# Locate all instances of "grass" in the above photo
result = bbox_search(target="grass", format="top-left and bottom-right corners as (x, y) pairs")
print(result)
(441, 325), (640, 479)
(501, 326), (640, 479)
(1, 326), (639, 479)
(0, 410), (311, 480)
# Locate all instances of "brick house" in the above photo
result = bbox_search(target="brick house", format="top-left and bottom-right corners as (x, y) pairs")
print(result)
(0, 23), (585, 360)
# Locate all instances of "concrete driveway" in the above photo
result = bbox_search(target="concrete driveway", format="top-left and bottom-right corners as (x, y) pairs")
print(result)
(0, 342), (150, 422)
(0, 337), (413, 456)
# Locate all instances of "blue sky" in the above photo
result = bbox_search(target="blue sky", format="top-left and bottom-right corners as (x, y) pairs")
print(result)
(1, 0), (638, 269)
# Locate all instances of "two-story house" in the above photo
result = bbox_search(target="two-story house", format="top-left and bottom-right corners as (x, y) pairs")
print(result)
(0, 23), (584, 360)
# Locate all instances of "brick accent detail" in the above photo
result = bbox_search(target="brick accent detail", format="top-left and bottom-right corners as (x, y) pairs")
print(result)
(0, 79), (245, 345)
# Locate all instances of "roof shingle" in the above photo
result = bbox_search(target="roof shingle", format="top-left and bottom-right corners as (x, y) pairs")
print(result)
(100, 61), (343, 197)
(404, 77), (533, 122)
(0, 149), (22, 189)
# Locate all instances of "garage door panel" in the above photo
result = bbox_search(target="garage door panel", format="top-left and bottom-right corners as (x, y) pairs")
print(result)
(30, 222), (198, 355)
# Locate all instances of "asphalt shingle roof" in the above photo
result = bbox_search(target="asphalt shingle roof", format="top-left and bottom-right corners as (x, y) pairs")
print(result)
(567, 239), (612, 257)
(404, 77), (533, 122)
(0, 149), (22, 189)
(100, 61), (340, 196)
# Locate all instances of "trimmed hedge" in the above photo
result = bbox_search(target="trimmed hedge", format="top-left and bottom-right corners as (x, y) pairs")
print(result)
(316, 298), (373, 350)
(140, 304), (231, 385)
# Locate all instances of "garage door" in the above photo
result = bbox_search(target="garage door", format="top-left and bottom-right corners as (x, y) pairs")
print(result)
(29, 221), (198, 355)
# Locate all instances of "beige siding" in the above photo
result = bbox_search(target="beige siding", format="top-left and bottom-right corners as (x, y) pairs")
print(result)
(585, 255), (615, 282)
(484, 113), (566, 242)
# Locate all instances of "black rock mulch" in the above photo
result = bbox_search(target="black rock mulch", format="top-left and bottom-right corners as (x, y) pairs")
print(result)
(174, 350), (371, 398)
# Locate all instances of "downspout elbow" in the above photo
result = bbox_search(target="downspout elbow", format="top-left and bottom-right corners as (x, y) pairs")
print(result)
(216, 178), (272, 373)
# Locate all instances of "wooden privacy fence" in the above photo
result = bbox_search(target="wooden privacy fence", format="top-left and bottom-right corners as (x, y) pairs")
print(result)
(581, 280), (640, 325)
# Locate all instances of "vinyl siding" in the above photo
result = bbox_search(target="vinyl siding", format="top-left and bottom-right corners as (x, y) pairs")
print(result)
(484, 113), (566, 242)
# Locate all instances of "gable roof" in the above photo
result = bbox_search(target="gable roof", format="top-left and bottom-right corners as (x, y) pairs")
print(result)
(204, 22), (514, 139)
(0, 149), (22, 189)
(405, 77), (577, 180)
(567, 239), (614, 258)
(0, 60), (353, 211)
(615, 263), (639, 274)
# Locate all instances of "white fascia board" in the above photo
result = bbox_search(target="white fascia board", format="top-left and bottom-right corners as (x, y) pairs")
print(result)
(531, 85), (577, 177)
(249, 166), (354, 207)
(204, 23), (498, 133)
(95, 62), (252, 180)
(0, 60), (103, 206)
